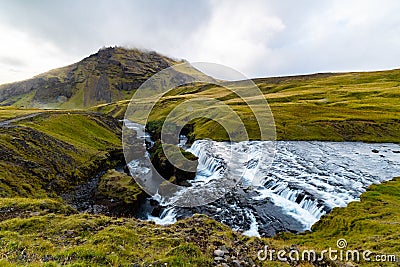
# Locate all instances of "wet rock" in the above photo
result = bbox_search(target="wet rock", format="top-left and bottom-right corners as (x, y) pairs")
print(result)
(151, 205), (163, 217)
(214, 249), (225, 257)
(220, 246), (229, 254)
(149, 141), (198, 186)
(214, 256), (224, 262)
(62, 167), (148, 218)
(174, 187), (304, 237)
(224, 255), (231, 262)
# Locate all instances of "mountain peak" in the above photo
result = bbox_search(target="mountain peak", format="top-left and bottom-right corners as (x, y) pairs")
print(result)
(0, 47), (181, 108)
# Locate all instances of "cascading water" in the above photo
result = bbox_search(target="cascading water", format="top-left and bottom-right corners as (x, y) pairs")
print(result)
(157, 140), (400, 236)
(124, 120), (400, 237)
(147, 206), (177, 225)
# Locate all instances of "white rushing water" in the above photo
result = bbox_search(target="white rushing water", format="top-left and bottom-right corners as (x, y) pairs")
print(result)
(123, 121), (400, 235)
(147, 206), (177, 225)
(179, 140), (400, 233)
(187, 140), (275, 187)
(242, 210), (261, 238)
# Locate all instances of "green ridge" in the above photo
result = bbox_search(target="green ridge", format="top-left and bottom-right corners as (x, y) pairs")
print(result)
(93, 69), (400, 143)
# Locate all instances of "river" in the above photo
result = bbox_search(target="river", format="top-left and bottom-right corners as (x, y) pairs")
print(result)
(124, 122), (400, 237)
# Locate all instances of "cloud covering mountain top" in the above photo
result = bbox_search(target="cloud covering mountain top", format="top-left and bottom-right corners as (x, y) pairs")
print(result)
(1, 0), (400, 84)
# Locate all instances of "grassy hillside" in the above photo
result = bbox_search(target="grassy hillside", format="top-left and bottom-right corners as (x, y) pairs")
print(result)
(0, 47), (180, 108)
(110, 69), (397, 143)
(2, 50), (398, 142)
(0, 111), (122, 197)
(0, 177), (398, 266)
(0, 107), (45, 121)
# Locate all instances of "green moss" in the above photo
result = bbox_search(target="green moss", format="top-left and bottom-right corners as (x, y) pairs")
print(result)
(0, 178), (399, 266)
(112, 69), (400, 143)
(95, 170), (144, 204)
(150, 141), (198, 185)
(0, 111), (123, 197)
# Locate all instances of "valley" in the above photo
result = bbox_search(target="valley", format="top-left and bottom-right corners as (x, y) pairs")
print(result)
(0, 47), (399, 266)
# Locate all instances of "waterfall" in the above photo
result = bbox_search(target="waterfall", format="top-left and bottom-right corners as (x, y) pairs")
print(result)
(184, 140), (400, 231)
(147, 207), (177, 225)
(124, 121), (400, 235)
(242, 211), (260, 237)
(187, 140), (227, 176)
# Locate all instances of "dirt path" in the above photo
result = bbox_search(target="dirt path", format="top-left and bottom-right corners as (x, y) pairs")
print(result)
(0, 113), (41, 127)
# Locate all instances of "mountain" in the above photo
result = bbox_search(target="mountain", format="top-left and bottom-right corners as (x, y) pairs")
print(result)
(1, 48), (400, 265)
(1, 47), (400, 143)
(0, 47), (182, 108)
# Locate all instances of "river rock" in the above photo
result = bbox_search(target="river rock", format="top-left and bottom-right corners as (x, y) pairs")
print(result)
(214, 256), (224, 262)
(214, 249), (225, 257)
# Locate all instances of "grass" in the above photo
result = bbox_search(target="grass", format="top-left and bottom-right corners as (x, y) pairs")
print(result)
(0, 213), (229, 266)
(115, 68), (400, 143)
(0, 198), (75, 222)
(277, 177), (400, 266)
(0, 111), (123, 197)
(0, 178), (398, 266)
(90, 100), (129, 119)
(1, 68), (400, 265)
(95, 169), (145, 205)
(18, 113), (121, 151)
(0, 89), (38, 107)
(0, 107), (44, 121)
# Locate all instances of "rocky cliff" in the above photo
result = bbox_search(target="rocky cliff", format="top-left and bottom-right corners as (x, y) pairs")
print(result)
(0, 47), (181, 108)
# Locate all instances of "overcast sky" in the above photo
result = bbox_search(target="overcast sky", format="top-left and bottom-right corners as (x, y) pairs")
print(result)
(1, 0), (400, 84)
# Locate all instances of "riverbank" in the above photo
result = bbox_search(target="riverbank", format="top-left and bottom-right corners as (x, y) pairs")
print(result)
(0, 177), (398, 266)
(0, 107), (399, 266)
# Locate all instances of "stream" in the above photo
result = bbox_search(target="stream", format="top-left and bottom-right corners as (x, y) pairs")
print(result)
(124, 121), (400, 237)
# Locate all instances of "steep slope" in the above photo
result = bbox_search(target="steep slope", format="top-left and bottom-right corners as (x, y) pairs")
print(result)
(0, 47), (181, 108)
(0, 111), (123, 197)
(0, 109), (149, 217)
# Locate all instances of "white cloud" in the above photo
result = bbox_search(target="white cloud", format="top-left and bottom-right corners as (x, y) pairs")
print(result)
(0, 0), (400, 84)
(270, 0), (400, 74)
(178, 0), (285, 77)
(0, 24), (79, 84)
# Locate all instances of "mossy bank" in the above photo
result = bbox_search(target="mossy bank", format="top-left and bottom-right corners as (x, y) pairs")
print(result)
(0, 178), (398, 266)
(0, 111), (124, 197)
